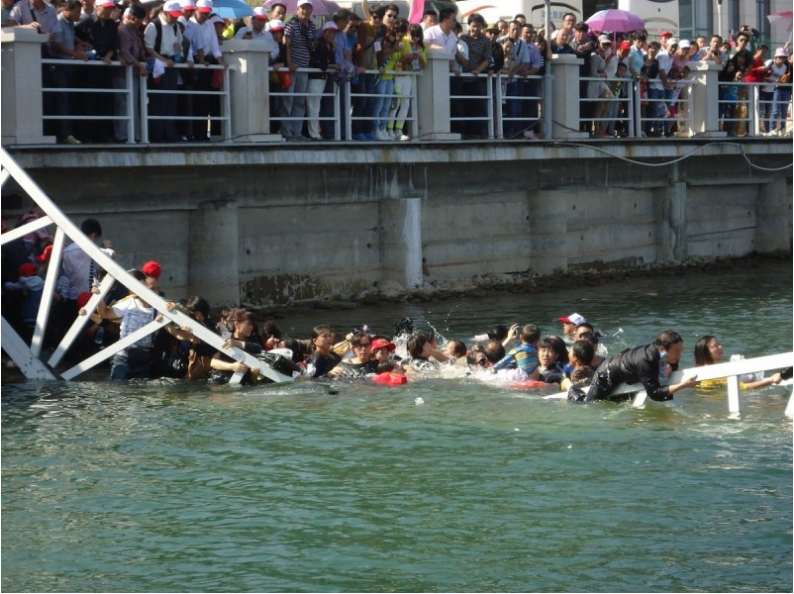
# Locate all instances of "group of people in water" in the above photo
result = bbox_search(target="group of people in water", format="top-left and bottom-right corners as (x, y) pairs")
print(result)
(77, 279), (793, 403)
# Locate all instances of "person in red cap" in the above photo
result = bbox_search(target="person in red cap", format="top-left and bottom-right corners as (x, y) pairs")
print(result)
(141, 260), (164, 295)
(4, 262), (44, 344)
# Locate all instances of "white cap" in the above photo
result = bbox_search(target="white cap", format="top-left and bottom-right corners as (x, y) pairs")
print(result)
(195, 0), (213, 13)
(267, 18), (284, 31)
(322, 21), (338, 31)
(598, 34), (611, 44)
(559, 313), (586, 325)
(678, 39), (691, 49)
(164, 1), (182, 16)
(180, 0), (196, 9)
(775, 47), (789, 58)
(252, 6), (268, 19)
(666, 37), (679, 47)
(297, 0), (312, 6)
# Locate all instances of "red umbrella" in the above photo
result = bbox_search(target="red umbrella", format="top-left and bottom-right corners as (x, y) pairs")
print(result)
(767, 11), (793, 32)
(585, 8), (645, 34)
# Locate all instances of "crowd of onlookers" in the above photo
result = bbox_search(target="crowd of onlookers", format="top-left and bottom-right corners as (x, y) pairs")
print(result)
(2, 0), (792, 142)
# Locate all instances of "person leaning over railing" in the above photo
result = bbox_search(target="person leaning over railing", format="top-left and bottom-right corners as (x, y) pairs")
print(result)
(74, 0), (118, 143)
(113, 3), (149, 143)
(456, 13), (491, 139)
(143, 2), (185, 142)
(387, 22), (426, 141)
(49, 0), (90, 145)
(8, 0), (58, 34)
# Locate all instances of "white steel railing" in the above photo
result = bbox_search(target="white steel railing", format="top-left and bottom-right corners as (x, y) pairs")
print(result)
(542, 352), (793, 418)
(0, 147), (292, 384)
(717, 80), (793, 138)
(579, 75), (637, 138)
(41, 59), (232, 144)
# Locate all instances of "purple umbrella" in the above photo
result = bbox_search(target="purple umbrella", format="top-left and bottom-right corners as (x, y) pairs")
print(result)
(585, 9), (645, 34)
(264, 0), (340, 17)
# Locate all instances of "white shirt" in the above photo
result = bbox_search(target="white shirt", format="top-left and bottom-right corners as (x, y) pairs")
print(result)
(112, 297), (156, 348)
(234, 25), (278, 55)
(193, 16), (223, 60)
(423, 24), (456, 54)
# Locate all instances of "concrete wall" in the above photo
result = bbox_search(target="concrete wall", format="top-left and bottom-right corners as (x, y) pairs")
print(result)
(4, 142), (791, 306)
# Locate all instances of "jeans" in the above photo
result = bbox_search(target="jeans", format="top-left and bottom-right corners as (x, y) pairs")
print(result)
(280, 71), (309, 138)
(352, 73), (376, 135)
(771, 88), (792, 131)
(646, 87), (664, 133)
(387, 75), (412, 132)
(372, 78), (395, 131)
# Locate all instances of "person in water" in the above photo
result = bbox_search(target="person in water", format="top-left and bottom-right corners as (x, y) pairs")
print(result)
(209, 308), (262, 384)
(693, 335), (783, 389)
(305, 325), (341, 378)
(570, 330), (698, 403)
(329, 331), (378, 377)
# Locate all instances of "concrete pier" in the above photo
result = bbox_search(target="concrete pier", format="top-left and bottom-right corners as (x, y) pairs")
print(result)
(3, 141), (791, 307)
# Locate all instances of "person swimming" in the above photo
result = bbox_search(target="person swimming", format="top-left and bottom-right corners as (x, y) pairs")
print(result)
(693, 335), (784, 389)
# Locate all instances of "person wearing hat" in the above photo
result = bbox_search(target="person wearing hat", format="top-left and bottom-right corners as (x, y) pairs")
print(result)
(143, 1), (184, 142)
(768, 47), (792, 136)
(278, 0), (316, 141)
(586, 34), (615, 138)
(234, 7), (278, 54)
(558, 313), (585, 339)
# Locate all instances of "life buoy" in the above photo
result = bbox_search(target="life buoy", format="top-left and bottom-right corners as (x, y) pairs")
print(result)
(373, 372), (408, 386)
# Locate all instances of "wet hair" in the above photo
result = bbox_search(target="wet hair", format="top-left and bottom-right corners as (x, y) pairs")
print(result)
(570, 365), (594, 385)
(574, 323), (597, 342)
(278, 337), (305, 363)
(694, 335), (718, 367)
(544, 335), (569, 367)
(80, 218), (102, 237)
(571, 340), (595, 366)
(484, 339), (505, 364)
(230, 308), (256, 325)
(446, 339), (467, 358)
(261, 319), (282, 340)
(186, 296), (210, 318)
(655, 330), (683, 350)
(350, 332), (371, 348)
(486, 324), (509, 341)
(311, 325), (331, 340)
(407, 331), (430, 359)
(520, 324), (540, 344)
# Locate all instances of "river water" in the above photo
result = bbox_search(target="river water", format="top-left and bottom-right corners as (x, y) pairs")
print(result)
(2, 261), (792, 593)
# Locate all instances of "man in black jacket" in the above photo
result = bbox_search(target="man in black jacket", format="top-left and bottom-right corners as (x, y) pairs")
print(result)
(570, 330), (698, 403)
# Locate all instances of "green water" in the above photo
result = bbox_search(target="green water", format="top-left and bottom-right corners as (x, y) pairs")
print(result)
(2, 262), (792, 593)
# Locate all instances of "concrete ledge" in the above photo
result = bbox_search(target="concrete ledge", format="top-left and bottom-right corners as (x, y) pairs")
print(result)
(6, 138), (792, 170)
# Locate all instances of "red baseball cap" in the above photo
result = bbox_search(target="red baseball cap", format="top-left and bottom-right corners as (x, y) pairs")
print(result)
(371, 338), (396, 351)
(142, 260), (162, 279)
(19, 262), (39, 277)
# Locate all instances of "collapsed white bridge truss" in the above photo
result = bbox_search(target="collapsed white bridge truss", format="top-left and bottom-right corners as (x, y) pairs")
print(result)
(1, 147), (791, 416)
(0, 147), (292, 386)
